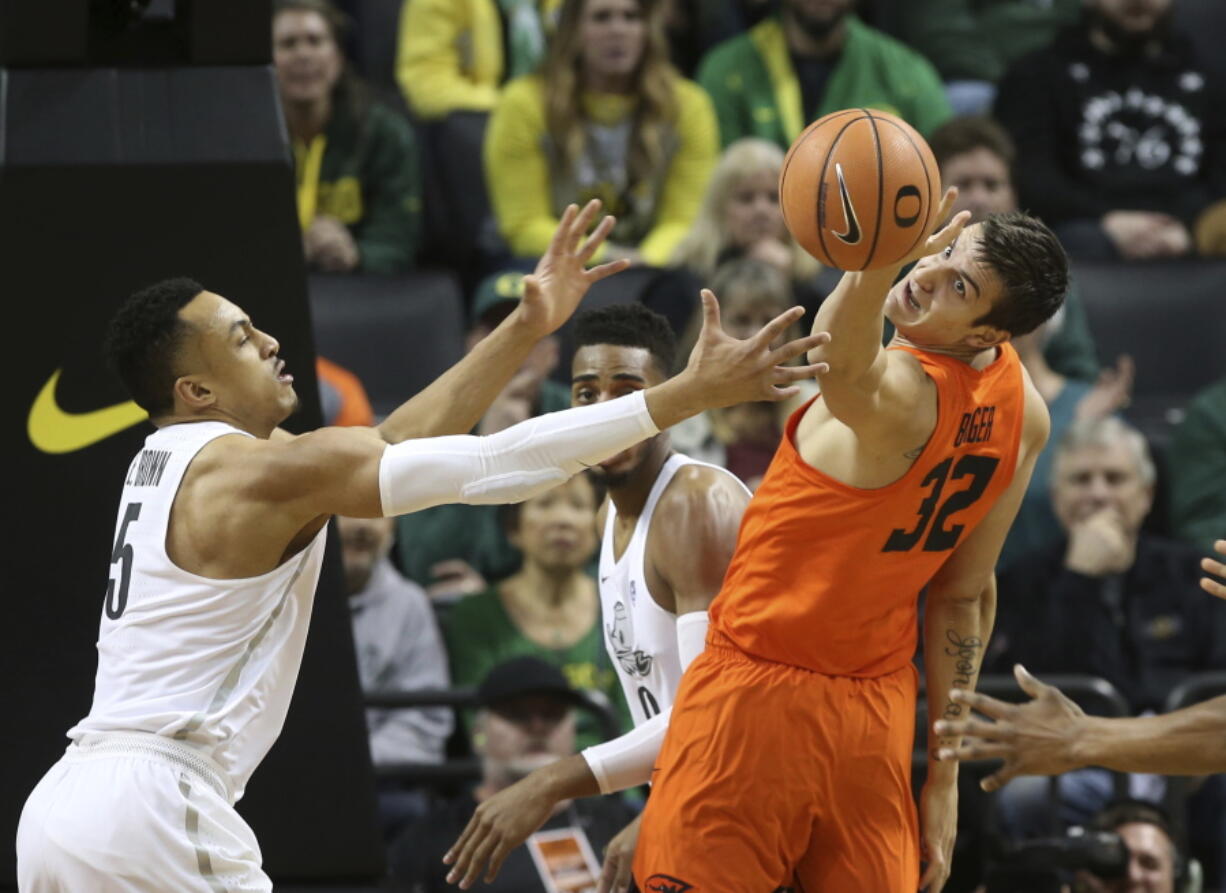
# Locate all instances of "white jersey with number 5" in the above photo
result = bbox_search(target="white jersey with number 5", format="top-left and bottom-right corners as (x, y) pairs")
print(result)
(68, 420), (328, 800)
(598, 453), (749, 727)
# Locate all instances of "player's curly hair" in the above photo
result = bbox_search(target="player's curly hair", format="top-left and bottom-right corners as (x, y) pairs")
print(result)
(573, 302), (677, 378)
(104, 277), (203, 416)
(972, 211), (1068, 338)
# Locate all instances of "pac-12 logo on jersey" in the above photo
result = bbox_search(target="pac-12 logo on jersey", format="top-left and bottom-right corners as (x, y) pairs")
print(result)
(606, 601), (653, 677)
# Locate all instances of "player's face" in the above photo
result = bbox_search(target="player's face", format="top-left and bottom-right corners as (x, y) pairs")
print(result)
(509, 475), (599, 572)
(272, 10), (343, 106)
(571, 344), (667, 486)
(1052, 442), (1154, 535)
(885, 224), (1006, 350)
(481, 697), (577, 778)
(578, 0), (646, 83)
(178, 292), (299, 428)
(724, 168), (786, 249)
(336, 515), (394, 598)
(941, 148), (1016, 224)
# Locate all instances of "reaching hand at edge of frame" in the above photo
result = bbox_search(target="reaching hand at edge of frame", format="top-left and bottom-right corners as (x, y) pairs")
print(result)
(932, 663), (1087, 792)
(512, 200), (631, 338)
(1200, 539), (1226, 600)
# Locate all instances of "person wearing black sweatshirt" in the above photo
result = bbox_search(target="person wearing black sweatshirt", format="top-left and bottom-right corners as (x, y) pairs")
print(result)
(994, 0), (1226, 261)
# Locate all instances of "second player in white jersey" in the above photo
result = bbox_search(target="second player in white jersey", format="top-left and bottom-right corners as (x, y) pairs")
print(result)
(598, 453), (749, 727)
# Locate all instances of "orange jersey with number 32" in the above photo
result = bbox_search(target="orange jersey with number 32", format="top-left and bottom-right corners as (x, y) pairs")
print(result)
(710, 343), (1025, 678)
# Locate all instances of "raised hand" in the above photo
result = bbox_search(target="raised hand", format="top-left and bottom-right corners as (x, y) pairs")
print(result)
(1201, 539), (1226, 599)
(901, 189), (970, 269)
(681, 289), (831, 410)
(512, 200), (631, 338)
(933, 664), (1088, 792)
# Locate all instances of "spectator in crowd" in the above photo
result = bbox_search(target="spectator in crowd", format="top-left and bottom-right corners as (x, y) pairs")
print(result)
(890, 0), (1082, 115)
(672, 259), (812, 489)
(386, 657), (635, 892)
(929, 114), (1100, 382)
(671, 137), (821, 299)
(1170, 376), (1226, 554)
(661, 0), (742, 78)
(997, 320), (1133, 571)
(341, 514), (453, 767)
(696, 0), (952, 150)
(395, 0), (559, 122)
(274, 0), (421, 273)
(1077, 800), (1181, 893)
(485, 0), (718, 267)
(442, 473), (625, 749)
(985, 416), (1226, 833)
(994, 0), (1226, 261)
(394, 272), (571, 598)
(316, 356), (376, 426)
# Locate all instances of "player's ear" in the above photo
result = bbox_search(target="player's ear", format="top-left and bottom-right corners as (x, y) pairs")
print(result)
(966, 326), (1008, 350)
(173, 375), (215, 411)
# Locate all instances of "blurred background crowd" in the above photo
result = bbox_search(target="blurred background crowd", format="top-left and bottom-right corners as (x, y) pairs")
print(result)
(260, 0), (1226, 889)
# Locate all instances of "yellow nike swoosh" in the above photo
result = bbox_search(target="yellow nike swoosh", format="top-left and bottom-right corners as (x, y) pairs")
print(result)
(28, 369), (148, 454)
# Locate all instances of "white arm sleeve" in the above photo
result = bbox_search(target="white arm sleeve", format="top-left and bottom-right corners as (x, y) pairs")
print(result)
(378, 391), (658, 517)
(580, 611), (711, 794)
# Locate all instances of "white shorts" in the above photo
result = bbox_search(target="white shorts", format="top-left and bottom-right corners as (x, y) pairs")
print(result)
(16, 732), (271, 892)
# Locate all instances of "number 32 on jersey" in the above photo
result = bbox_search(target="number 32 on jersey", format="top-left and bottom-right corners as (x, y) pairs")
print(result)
(882, 455), (999, 553)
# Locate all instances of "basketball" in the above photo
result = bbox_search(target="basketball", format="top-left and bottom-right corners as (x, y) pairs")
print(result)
(780, 108), (941, 271)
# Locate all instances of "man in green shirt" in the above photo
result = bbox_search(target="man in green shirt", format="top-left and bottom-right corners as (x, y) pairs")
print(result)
(696, 0), (952, 149)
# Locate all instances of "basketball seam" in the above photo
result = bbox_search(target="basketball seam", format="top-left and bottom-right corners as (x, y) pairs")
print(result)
(814, 115), (865, 269)
(863, 108), (884, 272)
(878, 117), (936, 259)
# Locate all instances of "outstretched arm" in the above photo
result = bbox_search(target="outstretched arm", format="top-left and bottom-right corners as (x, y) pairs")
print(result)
(376, 200), (628, 442)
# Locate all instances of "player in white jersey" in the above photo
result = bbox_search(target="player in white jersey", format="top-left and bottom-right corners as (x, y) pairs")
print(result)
(15, 200), (829, 892)
(445, 305), (751, 892)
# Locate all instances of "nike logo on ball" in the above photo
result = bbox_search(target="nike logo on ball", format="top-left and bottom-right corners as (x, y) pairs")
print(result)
(28, 369), (147, 454)
(831, 163), (862, 245)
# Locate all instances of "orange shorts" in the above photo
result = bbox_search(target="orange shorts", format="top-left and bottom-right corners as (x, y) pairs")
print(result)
(633, 631), (919, 893)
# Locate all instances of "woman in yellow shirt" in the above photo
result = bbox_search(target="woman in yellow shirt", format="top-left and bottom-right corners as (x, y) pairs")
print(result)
(485, 0), (718, 267)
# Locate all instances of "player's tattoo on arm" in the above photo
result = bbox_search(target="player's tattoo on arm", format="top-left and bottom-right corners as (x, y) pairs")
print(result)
(940, 629), (983, 720)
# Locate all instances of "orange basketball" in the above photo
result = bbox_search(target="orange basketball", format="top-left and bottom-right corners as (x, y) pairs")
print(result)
(779, 108), (941, 271)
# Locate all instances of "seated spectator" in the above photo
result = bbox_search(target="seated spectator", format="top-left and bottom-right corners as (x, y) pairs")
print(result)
(442, 474), (625, 749)
(1170, 376), (1226, 553)
(1077, 800), (1182, 893)
(316, 356), (376, 426)
(890, 0), (1081, 115)
(986, 416), (1226, 834)
(929, 114), (1101, 382)
(395, 0), (557, 122)
(394, 272), (570, 597)
(696, 0), (952, 150)
(997, 321), (1132, 572)
(341, 514), (453, 767)
(671, 259), (813, 489)
(386, 657), (636, 892)
(671, 138), (821, 305)
(274, 0), (421, 273)
(994, 0), (1226, 261)
(484, 0), (718, 267)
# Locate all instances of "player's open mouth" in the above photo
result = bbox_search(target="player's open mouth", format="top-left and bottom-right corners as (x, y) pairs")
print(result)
(904, 281), (922, 312)
(275, 360), (293, 384)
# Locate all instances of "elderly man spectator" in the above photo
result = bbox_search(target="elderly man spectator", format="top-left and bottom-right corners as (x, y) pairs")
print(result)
(386, 657), (635, 892)
(340, 514), (452, 766)
(994, 0), (1226, 261)
(696, 0), (951, 150)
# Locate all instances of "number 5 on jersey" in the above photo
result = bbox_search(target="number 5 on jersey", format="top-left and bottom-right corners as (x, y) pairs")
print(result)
(105, 503), (142, 619)
(882, 455), (999, 553)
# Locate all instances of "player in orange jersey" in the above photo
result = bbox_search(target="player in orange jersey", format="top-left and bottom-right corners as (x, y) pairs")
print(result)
(631, 191), (1069, 893)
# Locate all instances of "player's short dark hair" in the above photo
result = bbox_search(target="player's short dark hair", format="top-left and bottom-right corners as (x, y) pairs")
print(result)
(573, 303), (677, 379)
(104, 277), (204, 416)
(972, 211), (1068, 338)
(929, 115), (1016, 170)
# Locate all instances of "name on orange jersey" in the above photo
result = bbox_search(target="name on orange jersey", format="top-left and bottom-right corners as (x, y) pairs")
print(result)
(953, 406), (995, 447)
